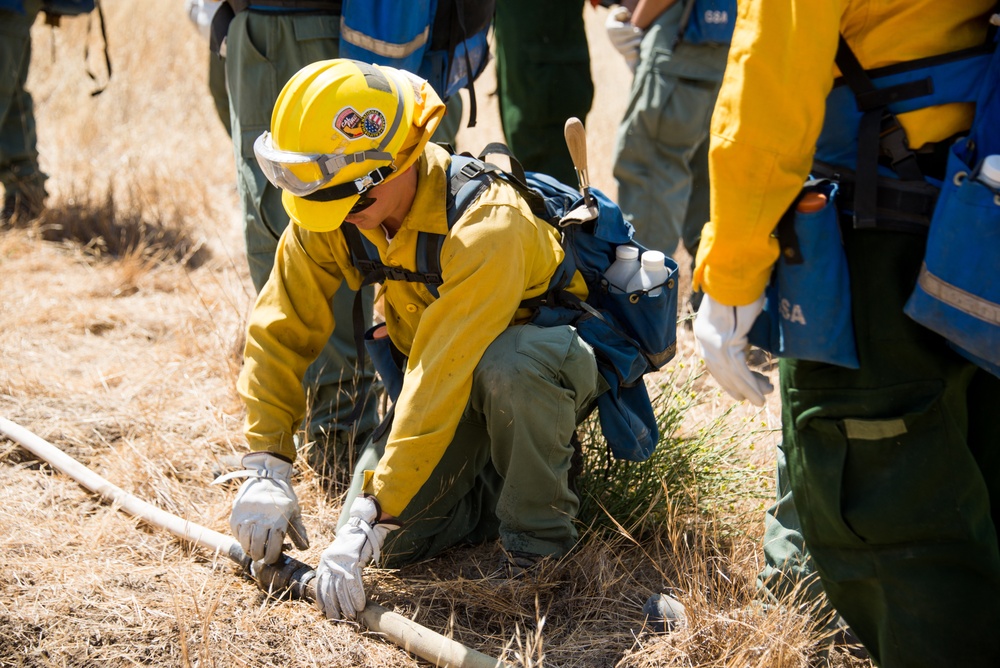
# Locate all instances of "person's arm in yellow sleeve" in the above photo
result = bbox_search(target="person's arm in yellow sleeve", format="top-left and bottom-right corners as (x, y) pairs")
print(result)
(694, 0), (846, 306)
(238, 223), (356, 462)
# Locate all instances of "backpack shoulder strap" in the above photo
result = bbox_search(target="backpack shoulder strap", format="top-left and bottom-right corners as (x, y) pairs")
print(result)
(418, 153), (499, 297)
(341, 223), (385, 286)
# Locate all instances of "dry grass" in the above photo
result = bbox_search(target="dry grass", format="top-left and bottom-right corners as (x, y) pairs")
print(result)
(0, 3), (874, 667)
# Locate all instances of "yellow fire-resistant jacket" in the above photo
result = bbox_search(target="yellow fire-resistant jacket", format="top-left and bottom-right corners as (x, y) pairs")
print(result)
(238, 143), (588, 517)
(694, 0), (995, 306)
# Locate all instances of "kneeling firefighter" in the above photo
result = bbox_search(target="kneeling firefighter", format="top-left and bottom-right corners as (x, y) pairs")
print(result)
(691, 1), (1000, 666)
(222, 59), (606, 620)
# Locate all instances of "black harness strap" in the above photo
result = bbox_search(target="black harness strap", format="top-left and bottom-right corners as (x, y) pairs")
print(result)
(834, 35), (934, 228)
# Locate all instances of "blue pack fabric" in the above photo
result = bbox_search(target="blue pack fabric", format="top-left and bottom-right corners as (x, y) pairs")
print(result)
(900, 35), (1000, 377)
(363, 324), (404, 404)
(817, 51), (988, 178)
(811, 27), (999, 377)
(904, 147), (1000, 375)
(517, 171), (678, 461)
(749, 180), (859, 369)
(343, 151), (679, 462)
(680, 0), (736, 46)
(339, 0), (492, 101)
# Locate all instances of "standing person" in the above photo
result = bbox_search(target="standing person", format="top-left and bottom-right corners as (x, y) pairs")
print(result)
(493, 0), (594, 185)
(226, 59), (606, 620)
(607, 0), (728, 307)
(221, 1), (379, 457)
(0, 0), (47, 226)
(692, 1), (1000, 666)
(183, 0), (230, 135)
(612, 0), (840, 640)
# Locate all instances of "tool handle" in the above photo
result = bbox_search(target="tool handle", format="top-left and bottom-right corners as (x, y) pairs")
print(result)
(564, 117), (591, 192)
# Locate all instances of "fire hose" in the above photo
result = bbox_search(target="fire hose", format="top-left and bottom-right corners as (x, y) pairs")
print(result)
(0, 416), (508, 668)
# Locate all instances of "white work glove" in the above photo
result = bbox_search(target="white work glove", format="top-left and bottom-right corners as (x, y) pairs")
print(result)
(315, 495), (401, 621)
(693, 293), (774, 407)
(605, 5), (643, 72)
(222, 452), (310, 565)
(184, 0), (223, 42)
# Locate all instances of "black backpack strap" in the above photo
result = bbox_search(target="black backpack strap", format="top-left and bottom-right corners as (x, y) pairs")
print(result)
(834, 35), (932, 228)
(475, 142), (529, 186)
(341, 223), (383, 284)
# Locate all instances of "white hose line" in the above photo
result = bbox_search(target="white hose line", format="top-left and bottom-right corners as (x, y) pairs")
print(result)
(0, 416), (509, 668)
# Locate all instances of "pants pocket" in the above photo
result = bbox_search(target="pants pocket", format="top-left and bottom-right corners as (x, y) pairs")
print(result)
(786, 380), (986, 549)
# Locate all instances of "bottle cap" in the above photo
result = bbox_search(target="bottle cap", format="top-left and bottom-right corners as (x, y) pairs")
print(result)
(981, 155), (1000, 186)
(641, 250), (665, 267)
(615, 245), (639, 261)
(796, 191), (828, 213)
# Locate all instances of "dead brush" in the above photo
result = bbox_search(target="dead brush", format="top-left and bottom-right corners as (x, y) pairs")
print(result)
(28, 181), (212, 273)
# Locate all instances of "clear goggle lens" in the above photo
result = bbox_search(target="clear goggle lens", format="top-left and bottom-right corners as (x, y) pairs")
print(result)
(253, 132), (337, 197)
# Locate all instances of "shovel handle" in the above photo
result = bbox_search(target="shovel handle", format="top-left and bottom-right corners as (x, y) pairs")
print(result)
(564, 117), (591, 192)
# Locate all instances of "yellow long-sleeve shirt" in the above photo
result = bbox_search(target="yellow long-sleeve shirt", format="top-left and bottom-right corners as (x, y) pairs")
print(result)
(694, 0), (994, 306)
(237, 143), (587, 517)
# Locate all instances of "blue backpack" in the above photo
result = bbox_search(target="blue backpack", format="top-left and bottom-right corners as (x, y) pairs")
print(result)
(339, 0), (493, 126)
(344, 146), (679, 462)
(676, 0), (737, 46)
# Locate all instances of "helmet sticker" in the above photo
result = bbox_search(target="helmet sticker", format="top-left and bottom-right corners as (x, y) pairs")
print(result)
(335, 107), (387, 140)
(361, 109), (387, 138)
(335, 108), (364, 139)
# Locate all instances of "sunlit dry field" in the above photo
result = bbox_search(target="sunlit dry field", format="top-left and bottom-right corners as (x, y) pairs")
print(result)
(0, 3), (872, 666)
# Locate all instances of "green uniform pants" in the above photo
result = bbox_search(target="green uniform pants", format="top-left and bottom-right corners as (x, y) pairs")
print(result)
(783, 223), (1000, 668)
(494, 0), (593, 185)
(0, 0), (46, 203)
(224, 10), (377, 443)
(340, 324), (604, 566)
(612, 3), (728, 259)
(757, 444), (836, 626)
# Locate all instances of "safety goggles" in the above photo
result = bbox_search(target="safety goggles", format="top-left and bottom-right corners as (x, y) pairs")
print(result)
(253, 131), (394, 198)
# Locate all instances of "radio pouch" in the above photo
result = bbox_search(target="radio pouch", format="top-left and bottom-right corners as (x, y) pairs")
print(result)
(749, 179), (860, 368)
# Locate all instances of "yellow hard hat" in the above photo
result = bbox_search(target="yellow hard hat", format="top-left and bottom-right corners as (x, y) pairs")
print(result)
(253, 59), (446, 232)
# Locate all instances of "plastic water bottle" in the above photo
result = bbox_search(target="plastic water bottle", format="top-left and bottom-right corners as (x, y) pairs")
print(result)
(604, 244), (641, 294)
(978, 155), (1000, 190)
(626, 250), (671, 297)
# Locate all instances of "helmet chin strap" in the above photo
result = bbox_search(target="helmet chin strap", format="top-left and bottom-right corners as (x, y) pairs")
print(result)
(301, 166), (396, 202)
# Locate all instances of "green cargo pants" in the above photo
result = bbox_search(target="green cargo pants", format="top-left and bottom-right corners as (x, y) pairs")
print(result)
(783, 223), (1000, 668)
(224, 11), (377, 444)
(757, 444), (836, 626)
(494, 0), (593, 185)
(0, 0), (47, 206)
(340, 324), (604, 566)
(612, 2), (728, 259)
